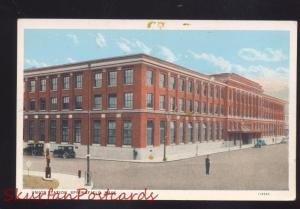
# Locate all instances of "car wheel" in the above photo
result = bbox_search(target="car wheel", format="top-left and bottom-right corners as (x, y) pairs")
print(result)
(31, 150), (37, 156)
(63, 152), (69, 159)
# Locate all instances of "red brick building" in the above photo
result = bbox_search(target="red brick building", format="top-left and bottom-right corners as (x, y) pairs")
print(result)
(23, 54), (286, 161)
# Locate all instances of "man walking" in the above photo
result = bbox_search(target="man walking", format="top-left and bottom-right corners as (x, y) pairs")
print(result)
(205, 155), (210, 176)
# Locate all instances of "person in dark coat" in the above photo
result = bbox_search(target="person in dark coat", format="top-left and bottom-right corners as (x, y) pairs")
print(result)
(205, 155), (210, 176)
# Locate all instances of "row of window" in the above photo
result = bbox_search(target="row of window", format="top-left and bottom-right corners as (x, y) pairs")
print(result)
(146, 120), (225, 145)
(146, 70), (225, 98)
(28, 93), (133, 111)
(27, 69), (133, 92)
(146, 94), (225, 114)
(28, 119), (133, 145)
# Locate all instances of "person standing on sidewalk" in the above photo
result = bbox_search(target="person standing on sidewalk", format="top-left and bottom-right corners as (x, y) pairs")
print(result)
(205, 155), (210, 176)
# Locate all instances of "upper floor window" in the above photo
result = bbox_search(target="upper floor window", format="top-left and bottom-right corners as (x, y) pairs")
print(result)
(221, 87), (225, 99)
(159, 95), (166, 110)
(50, 97), (57, 110)
(170, 97), (175, 111)
(108, 94), (117, 109)
(28, 80), (35, 92)
(146, 93), (153, 108)
(124, 92), (133, 109)
(169, 76), (176, 90)
(40, 79), (46, 92)
(203, 83), (207, 96)
(93, 95), (102, 110)
(146, 70), (153, 85)
(196, 82), (201, 95)
(179, 98), (185, 112)
(209, 85), (214, 97)
(50, 77), (57, 91)
(187, 100), (192, 112)
(160, 73), (166, 88)
(74, 96), (82, 109)
(124, 69), (133, 85)
(94, 72), (102, 87)
(63, 76), (70, 90)
(29, 99), (35, 111)
(179, 79), (185, 92)
(216, 86), (220, 98)
(108, 71), (117, 86)
(194, 101), (199, 113)
(188, 80), (193, 93)
(75, 74), (82, 89)
(40, 97), (46, 111)
(62, 96), (69, 110)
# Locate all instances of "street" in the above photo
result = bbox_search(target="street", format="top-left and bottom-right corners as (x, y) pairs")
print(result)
(23, 143), (288, 190)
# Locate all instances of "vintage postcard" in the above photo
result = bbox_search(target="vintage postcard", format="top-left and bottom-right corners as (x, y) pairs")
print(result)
(15, 19), (296, 201)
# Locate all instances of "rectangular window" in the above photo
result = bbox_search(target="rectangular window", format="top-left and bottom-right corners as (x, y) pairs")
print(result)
(202, 102), (207, 113)
(195, 122), (200, 142)
(187, 100), (192, 112)
(75, 74), (82, 88)
(49, 120), (56, 142)
(209, 103), (213, 114)
(210, 124), (213, 141)
(63, 76), (70, 89)
(108, 71), (117, 86)
(61, 120), (68, 143)
(188, 80), (193, 93)
(188, 122), (193, 142)
(74, 96), (82, 109)
(123, 120), (132, 145)
(124, 69), (133, 84)
(50, 78), (57, 91)
(93, 95), (102, 110)
(216, 86), (220, 98)
(179, 79), (185, 91)
(40, 98), (46, 111)
(179, 99), (185, 112)
(159, 95), (166, 110)
(124, 92), (133, 108)
(169, 76), (175, 90)
(146, 93), (153, 108)
(74, 120), (81, 143)
(160, 120), (166, 144)
(29, 99), (35, 111)
(39, 120), (45, 141)
(221, 88), (225, 99)
(146, 70), (153, 85)
(108, 94), (117, 109)
(108, 120), (116, 144)
(28, 120), (34, 141)
(40, 79), (46, 91)
(62, 96), (69, 110)
(194, 101), (199, 113)
(170, 97), (175, 111)
(93, 120), (101, 144)
(146, 120), (154, 145)
(196, 82), (201, 95)
(203, 83), (207, 96)
(160, 73), (166, 88)
(94, 72), (102, 87)
(210, 85), (214, 97)
(170, 121), (176, 144)
(179, 122), (184, 143)
(29, 80), (35, 92)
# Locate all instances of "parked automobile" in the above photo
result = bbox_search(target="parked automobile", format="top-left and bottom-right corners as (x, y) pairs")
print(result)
(53, 145), (76, 159)
(280, 137), (288, 144)
(254, 139), (266, 148)
(23, 143), (44, 156)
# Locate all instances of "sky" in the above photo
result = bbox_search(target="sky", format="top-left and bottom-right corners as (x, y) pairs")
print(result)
(24, 29), (290, 100)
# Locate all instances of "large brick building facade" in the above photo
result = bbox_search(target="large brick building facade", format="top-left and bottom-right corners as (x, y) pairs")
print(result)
(23, 54), (286, 161)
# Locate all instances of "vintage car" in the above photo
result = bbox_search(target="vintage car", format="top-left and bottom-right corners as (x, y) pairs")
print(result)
(23, 143), (44, 156)
(53, 145), (76, 159)
(254, 139), (266, 148)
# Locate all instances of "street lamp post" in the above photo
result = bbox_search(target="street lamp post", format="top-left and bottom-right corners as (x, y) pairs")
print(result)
(163, 115), (170, 161)
(86, 64), (91, 186)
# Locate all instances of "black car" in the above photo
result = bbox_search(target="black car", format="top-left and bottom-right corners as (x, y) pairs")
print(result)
(23, 143), (44, 156)
(53, 145), (76, 159)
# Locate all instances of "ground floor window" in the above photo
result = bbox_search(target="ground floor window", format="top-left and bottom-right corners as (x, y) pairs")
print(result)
(179, 122), (184, 143)
(49, 120), (56, 142)
(28, 120), (34, 141)
(146, 120), (154, 145)
(160, 120), (166, 144)
(108, 120), (116, 145)
(188, 122), (193, 142)
(61, 120), (68, 143)
(209, 123), (213, 141)
(74, 120), (81, 143)
(39, 120), (45, 141)
(202, 123), (207, 141)
(93, 120), (101, 144)
(195, 122), (200, 142)
(123, 120), (132, 145)
(216, 123), (220, 140)
(170, 121), (176, 144)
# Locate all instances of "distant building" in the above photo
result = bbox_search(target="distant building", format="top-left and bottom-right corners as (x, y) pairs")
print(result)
(23, 54), (286, 161)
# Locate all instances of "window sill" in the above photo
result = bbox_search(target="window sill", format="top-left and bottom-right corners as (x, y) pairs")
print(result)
(108, 85), (117, 87)
(122, 145), (131, 148)
(124, 83), (133, 86)
(74, 109), (83, 111)
(108, 108), (117, 110)
(93, 108), (102, 111)
(106, 144), (116, 147)
(123, 107), (132, 110)
(93, 86), (102, 88)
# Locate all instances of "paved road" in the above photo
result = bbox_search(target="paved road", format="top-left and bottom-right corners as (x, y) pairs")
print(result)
(23, 144), (288, 190)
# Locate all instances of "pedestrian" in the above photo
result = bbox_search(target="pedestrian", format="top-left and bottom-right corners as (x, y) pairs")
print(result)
(205, 155), (210, 176)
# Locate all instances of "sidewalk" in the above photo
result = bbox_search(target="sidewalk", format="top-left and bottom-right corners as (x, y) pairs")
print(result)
(24, 170), (93, 189)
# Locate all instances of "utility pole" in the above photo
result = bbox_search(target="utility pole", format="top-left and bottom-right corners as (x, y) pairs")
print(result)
(86, 63), (91, 186)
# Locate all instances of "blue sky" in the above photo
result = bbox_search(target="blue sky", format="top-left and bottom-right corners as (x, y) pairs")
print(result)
(24, 29), (290, 100)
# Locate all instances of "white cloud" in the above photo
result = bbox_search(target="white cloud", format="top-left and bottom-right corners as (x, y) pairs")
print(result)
(95, 33), (106, 48)
(188, 50), (289, 94)
(66, 34), (79, 44)
(159, 46), (177, 62)
(67, 57), (76, 63)
(238, 48), (287, 62)
(116, 37), (152, 55)
(25, 58), (48, 68)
